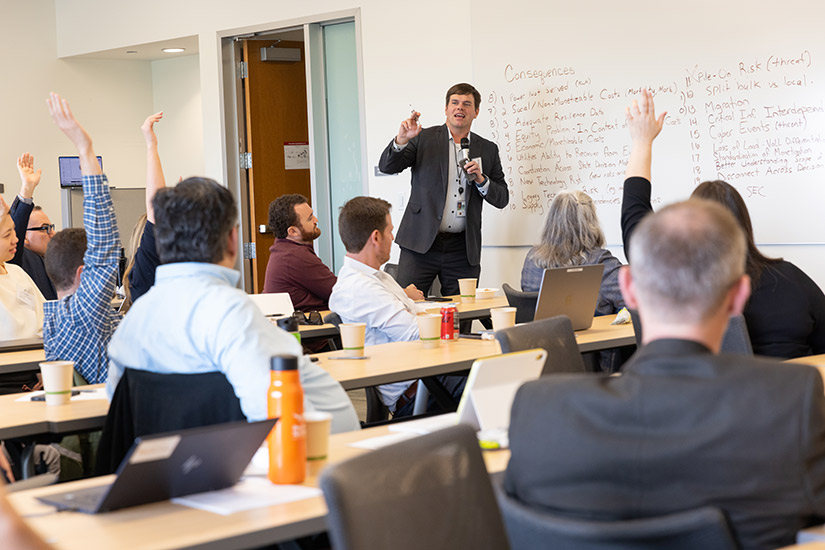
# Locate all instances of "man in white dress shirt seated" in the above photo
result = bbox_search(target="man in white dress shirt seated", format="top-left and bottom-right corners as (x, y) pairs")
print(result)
(329, 196), (465, 417)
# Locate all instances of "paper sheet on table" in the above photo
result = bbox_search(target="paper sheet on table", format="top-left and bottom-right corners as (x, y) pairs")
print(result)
(347, 432), (417, 450)
(171, 477), (321, 515)
(15, 387), (107, 402)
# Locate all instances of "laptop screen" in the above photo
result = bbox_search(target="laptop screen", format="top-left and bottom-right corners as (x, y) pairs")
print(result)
(58, 156), (103, 188)
(534, 264), (605, 330)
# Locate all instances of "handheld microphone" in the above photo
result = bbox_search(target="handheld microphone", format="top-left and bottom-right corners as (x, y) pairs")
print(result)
(458, 138), (477, 182)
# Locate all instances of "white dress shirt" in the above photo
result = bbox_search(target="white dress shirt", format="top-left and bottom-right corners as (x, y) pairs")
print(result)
(329, 256), (426, 408)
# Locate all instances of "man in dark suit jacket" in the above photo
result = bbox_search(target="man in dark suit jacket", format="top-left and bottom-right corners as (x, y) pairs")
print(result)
(10, 153), (57, 300)
(505, 180), (825, 547)
(378, 83), (508, 296)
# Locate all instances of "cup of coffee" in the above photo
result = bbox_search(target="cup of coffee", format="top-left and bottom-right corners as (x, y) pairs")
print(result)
(416, 313), (442, 348)
(39, 361), (75, 406)
(491, 307), (517, 331)
(339, 323), (366, 357)
(305, 411), (333, 461)
(458, 278), (477, 303)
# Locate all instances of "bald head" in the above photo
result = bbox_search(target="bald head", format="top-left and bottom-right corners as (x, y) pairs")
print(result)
(629, 199), (747, 323)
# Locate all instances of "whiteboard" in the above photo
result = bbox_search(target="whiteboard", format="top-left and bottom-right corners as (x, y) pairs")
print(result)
(471, 0), (825, 246)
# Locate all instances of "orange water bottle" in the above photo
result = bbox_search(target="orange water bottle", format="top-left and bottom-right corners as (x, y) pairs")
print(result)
(268, 354), (306, 484)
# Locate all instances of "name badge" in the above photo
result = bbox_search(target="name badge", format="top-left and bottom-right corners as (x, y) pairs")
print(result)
(17, 287), (36, 309)
(457, 200), (466, 218)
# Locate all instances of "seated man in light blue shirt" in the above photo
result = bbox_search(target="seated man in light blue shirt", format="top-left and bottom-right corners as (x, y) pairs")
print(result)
(107, 178), (359, 434)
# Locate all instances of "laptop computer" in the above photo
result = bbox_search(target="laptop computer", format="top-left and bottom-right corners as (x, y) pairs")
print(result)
(58, 156), (103, 188)
(533, 264), (605, 330)
(389, 348), (547, 436)
(37, 419), (276, 514)
(248, 293), (295, 318)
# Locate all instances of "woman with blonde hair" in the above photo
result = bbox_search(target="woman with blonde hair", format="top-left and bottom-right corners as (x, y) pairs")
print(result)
(521, 190), (625, 316)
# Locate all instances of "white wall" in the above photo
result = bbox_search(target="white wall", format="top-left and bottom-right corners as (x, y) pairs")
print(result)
(150, 55), (204, 184)
(0, 1), (153, 228)
(50, 0), (825, 292)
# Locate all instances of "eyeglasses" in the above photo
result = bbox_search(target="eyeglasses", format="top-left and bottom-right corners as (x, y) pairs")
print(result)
(27, 224), (55, 234)
(292, 311), (323, 326)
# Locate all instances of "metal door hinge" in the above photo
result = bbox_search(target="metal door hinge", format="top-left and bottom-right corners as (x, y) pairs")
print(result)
(243, 242), (257, 260)
(238, 61), (248, 79)
(240, 152), (252, 169)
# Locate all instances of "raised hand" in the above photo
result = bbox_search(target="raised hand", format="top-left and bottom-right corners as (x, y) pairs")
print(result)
(46, 92), (100, 175)
(626, 88), (666, 146)
(141, 111), (163, 148)
(16, 153), (42, 198)
(395, 111), (422, 146)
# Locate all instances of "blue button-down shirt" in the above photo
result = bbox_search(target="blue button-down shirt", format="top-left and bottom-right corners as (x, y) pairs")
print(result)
(43, 174), (122, 384)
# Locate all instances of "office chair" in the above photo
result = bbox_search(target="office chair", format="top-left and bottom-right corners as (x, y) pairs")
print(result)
(96, 369), (246, 475)
(321, 424), (510, 550)
(383, 262), (399, 281)
(494, 315), (590, 374)
(502, 283), (538, 324)
(495, 484), (737, 550)
(631, 311), (752, 355)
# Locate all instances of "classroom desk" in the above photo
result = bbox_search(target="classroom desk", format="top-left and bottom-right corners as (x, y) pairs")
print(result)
(11, 425), (510, 550)
(424, 295), (510, 320)
(316, 338), (500, 390)
(316, 314), (635, 390)
(0, 385), (108, 440)
(786, 354), (825, 381)
(0, 348), (46, 376)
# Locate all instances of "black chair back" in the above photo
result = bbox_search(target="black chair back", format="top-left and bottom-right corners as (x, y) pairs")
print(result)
(496, 484), (737, 550)
(321, 424), (510, 550)
(96, 368), (246, 475)
(631, 310), (752, 355)
(495, 315), (588, 374)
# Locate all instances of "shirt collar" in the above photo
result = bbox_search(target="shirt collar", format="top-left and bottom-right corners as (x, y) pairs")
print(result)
(156, 262), (241, 286)
(343, 255), (380, 276)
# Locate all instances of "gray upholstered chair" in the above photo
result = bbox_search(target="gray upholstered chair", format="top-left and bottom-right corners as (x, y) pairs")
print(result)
(495, 315), (589, 374)
(495, 484), (737, 550)
(502, 283), (538, 324)
(321, 424), (510, 550)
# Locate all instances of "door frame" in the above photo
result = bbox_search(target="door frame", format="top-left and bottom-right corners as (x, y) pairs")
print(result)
(219, 9), (367, 293)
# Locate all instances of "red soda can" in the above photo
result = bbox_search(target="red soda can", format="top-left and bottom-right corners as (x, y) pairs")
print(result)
(440, 305), (459, 341)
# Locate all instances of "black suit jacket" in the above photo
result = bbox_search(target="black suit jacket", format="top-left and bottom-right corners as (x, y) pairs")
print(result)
(9, 197), (57, 300)
(505, 339), (825, 550)
(378, 125), (508, 266)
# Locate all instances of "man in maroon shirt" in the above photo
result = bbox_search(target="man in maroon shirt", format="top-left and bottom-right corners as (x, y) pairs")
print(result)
(263, 194), (336, 311)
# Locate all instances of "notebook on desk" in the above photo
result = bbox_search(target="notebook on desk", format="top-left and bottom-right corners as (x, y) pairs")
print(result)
(37, 419), (276, 514)
(389, 349), (547, 438)
(533, 264), (605, 330)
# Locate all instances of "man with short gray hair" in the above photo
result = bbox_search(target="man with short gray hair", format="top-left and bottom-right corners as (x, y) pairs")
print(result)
(504, 199), (825, 550)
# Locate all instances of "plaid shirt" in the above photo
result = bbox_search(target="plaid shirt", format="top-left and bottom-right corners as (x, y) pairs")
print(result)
(43, 174), (122, 384)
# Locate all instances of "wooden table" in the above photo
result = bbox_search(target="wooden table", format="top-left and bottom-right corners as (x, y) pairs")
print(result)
(0, 385), (108, 440)
(11, 425), (509, 550)
(316, 313), (635, 390)
(785, 354), (825, 382)
(0, 348), (46, 376)
(317, 338), (500, 390)
(424, 295), (510, 320)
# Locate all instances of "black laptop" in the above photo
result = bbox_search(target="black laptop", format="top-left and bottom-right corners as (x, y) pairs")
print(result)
(533, 264), (605, 330)
(37, 419), (276, 513)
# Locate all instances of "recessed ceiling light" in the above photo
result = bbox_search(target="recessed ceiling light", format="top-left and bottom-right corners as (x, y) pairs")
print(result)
(162, 47), (185, 53)
(126, 50), (138, 54)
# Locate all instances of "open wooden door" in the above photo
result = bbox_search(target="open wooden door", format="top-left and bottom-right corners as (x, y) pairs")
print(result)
(241, 39), (311, 292)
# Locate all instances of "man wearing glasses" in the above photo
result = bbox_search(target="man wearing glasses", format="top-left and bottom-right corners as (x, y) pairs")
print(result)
(9, 153), (57, 300)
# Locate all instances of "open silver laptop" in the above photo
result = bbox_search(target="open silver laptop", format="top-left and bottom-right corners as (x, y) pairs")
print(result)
(389, 349), (547, 436)
(533, 264), (605, 330)
(37, 419), (276, 514)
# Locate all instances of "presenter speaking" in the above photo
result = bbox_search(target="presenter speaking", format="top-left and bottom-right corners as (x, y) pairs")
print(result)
(378, 83), (508, 297)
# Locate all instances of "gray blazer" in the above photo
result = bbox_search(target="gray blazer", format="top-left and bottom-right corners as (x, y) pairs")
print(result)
(504, 339), (825, 550)
(378, 124), (508, 266)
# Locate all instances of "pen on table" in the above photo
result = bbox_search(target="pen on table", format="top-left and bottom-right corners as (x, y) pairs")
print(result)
(327, 356), (369, 361)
